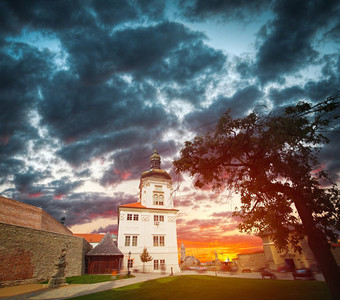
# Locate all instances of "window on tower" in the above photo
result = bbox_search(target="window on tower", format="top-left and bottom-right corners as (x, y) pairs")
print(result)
(158, 194), (164, 205)
(153, 192), (164, 205)
(127, 214), (132, 220)
(125, 236), (131, 246)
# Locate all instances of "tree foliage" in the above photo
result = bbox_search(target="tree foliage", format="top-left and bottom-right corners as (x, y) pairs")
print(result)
(174, 95), (340, 299)
(174, 96), (340, 251)
(140, 247), (153, 272)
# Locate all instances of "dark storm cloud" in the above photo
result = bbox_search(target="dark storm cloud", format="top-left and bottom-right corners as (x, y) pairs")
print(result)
(184, 85), (263, 133)
(254, 0), (340, 84)
(304, 54), (340, 101)
(1, 0), (94, 34)
(57, 129), (151, 166)
(179, 0), (272, 22)
(5, 190), (136, 226)
(39, 73), (160, 142)
(91, 0), (137, 26)
(49, 177), (84, 198)
(324, 22), (340, 42)
(268, 86), (305, 106)
(0, 42), (53, 179)
(59, 21), (223, 85)
(135, 0), (166, 21)
(73, 168), (92, 178)
(0, 43), (52, 136)
(0, 159), (25, 185)
(36, 18), (224, 168)
(101, 140), (177, 186)
(13, 168), (50, 193)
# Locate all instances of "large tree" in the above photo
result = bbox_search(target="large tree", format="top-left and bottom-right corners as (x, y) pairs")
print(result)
(173, 95), (340, 299)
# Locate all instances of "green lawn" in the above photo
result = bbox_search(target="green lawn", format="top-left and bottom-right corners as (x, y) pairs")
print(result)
(70, 275), (331, 300)
(41, 274), (134, 284)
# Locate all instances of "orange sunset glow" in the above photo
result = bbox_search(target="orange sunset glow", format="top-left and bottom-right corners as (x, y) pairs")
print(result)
(178, 237), (264, 262)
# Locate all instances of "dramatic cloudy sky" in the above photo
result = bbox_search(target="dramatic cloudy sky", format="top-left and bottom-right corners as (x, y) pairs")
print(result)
(1, 0), (339, 261)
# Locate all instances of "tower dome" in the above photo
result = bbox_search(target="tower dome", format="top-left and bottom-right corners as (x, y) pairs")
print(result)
(150, 148), (161, 169)
(140, 149), (171, 180)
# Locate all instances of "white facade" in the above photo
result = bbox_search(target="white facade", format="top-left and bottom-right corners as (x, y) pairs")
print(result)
(117, 150), (180, 273)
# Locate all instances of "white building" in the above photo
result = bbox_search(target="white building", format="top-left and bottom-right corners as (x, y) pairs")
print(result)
(117, 149), (180, 273)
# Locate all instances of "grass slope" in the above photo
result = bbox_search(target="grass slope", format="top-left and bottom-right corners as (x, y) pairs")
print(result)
(70, 275), (331, 300)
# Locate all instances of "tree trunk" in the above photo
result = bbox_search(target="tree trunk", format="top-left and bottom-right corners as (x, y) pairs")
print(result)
(294, 197), (340, 300)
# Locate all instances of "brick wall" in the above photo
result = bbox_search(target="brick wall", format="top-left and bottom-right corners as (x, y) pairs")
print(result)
(0, 196), (72, 235)
(0, 222), (92, 286)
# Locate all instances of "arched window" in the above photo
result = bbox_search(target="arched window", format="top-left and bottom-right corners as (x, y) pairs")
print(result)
(159, 194), (164, 205)
(153, 194), (158, 205)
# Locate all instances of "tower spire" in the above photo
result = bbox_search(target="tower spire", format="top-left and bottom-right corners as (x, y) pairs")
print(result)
(150, 148), (161, 170)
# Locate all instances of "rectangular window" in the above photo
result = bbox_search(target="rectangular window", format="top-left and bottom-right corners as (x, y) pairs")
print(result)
(132, 236), (138, 246)
(154, 259), (159, 270)
(159, 236), (165, 246)
(153, 235), (158, 247)
(133, 214), (139, 221)
(153, 235), (165, 247)
(128, 259), (133, 268)
(160, 259), (165, 270)
(154, 215), (164, 222)
(127, 214), (132, 221)
(125, 236), (130, 246)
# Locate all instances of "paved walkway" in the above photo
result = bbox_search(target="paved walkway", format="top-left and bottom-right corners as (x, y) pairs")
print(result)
(0, 271), (325, 300)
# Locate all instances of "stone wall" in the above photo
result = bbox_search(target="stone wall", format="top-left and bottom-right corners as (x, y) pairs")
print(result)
(237, 251), (267, 271)
(0, 222), (92, 286)
(0, 196), (72, 235)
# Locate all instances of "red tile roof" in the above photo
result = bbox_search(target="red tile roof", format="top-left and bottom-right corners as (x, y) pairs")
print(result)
(120, 202), (146, 208)
(73, 233), (106, 243)
(119, 201), (179, 212)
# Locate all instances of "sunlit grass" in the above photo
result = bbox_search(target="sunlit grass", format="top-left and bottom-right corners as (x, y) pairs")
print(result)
(41, 274), (134, 284)
(70, 275), (331, 300)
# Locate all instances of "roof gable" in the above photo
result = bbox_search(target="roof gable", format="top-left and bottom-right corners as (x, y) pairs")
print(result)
(86, 232), (123, 256)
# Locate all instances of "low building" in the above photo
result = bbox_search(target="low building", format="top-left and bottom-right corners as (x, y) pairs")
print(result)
(86, 232), (123, 274)
(261, 234), (316, 271)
